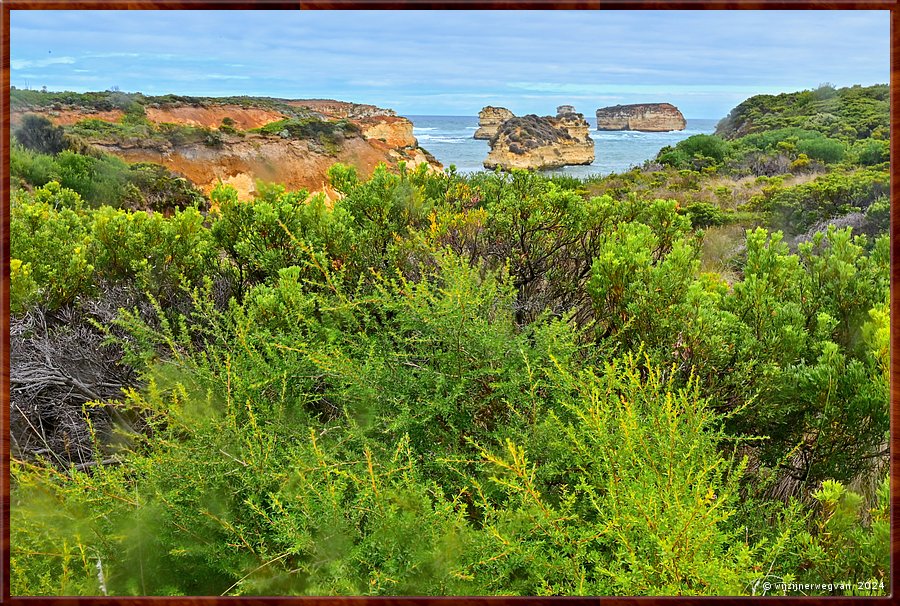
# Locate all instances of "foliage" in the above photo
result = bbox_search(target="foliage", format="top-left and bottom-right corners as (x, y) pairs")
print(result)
(9, 87), (890, 596)
(748, 168), (889, 233)
(15, 114), (68, 155)
(657, 134), (731, 170)
(716, 84), (888, 142)
(250, 118), (359, 153)
(10, 145), (206, 211)
(850, 138), (889, 166)
(11, 182), (217, 312)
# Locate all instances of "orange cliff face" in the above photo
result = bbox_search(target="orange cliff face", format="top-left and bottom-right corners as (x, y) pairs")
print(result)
(12, 99), (441, 200)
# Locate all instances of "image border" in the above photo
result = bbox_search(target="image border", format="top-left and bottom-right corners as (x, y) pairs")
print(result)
(0, 1), (896, 602)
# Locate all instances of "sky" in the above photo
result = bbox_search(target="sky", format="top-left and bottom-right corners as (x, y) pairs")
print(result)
(10, 10), (890, 119)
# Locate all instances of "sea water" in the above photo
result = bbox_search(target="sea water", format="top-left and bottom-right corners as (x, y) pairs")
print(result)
(408, 116), (719, 178)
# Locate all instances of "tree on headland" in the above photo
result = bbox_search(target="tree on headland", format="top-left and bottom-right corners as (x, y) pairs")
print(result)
(15, 114), (68, 156)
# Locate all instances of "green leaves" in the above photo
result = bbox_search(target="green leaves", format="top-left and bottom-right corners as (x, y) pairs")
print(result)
(10, 162), (889, 596)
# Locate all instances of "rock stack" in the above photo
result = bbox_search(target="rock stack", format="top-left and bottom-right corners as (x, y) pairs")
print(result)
(595, 103), (686, 132)
(482, 105), (594, 170)
(474, 106), (515, 140)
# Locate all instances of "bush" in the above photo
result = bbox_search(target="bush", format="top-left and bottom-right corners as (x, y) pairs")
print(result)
(750, 169), (889, 233)
(796, 137), (845, 164)
(15, 114), (68, 155)
(657, 135), (730, 169)
(851, 138), (889, 166)
(9, 166), (890, 596)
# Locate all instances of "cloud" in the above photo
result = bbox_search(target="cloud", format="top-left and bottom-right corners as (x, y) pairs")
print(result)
(506, 82), (792, 97)
(201, 74), (252, 80)
(11, 56), (76, 69)
(8, 10), (889, 117)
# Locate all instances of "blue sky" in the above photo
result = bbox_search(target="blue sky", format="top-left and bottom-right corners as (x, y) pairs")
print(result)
(10, 10), (889, 119)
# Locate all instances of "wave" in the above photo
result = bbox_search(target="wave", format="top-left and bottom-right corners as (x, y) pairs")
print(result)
(417, 135), (470, 143)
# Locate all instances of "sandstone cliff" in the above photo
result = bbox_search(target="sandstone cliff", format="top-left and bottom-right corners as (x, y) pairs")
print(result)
(90, 130), (436, 201)
(11, 93), (440, 199)
(474, 106), (515, 140)
(595, 103), (686, 132)
(484, 107), (594, 171)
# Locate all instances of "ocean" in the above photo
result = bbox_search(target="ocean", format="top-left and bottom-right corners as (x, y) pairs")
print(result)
(408, 116), (719, 178)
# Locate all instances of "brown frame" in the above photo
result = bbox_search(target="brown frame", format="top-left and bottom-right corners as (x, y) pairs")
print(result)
(1, 1), (896, 603)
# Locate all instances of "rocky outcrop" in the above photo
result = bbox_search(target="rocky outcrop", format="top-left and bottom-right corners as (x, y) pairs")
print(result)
(595, 103), (686, 132)
(287, 99), (397, 120)
(14, 96), (440, 200)
(555, 106), (592, 141)
(356, 115), (418, 148)
(474, 106), (515, 140)
(484, 107), (594, 171)
(143, 105), (286, 130)
(92, 130), (438, 201)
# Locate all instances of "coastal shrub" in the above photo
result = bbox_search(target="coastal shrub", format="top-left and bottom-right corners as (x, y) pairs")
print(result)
(735, 127), (823, 154)
(9, 145), (206, 211)
(156, 122), (214, 147)
(657, 134), (730, 170)
(89, 204), (218, 302)
(9, 161), (890, 596)
(218, 117), (239, 134)
(11, 181), (217, 313)
(10, 183), (95, 309)
(10, 143), (58, 187)
(716, 227), (889, 487)
(54, 151), (132, 207)
(121, 100), (148, 125)
(15, 114), (68, 155)
(715, 84), (888, 142)
(851, 138), (889, 166)
(795, 137), (845, 164)
(68, 117), (153, 141)
(801, 477), (890, 591)
(124, 163), (207, 212)
(680, 201), (727, 228)
(749, 169), (889, 232)
(252, 118), (359, 142)
(209, 182), (356, 298)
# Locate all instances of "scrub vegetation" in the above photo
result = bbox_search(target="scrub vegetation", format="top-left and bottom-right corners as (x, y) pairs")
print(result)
(9, 84), (890, 596)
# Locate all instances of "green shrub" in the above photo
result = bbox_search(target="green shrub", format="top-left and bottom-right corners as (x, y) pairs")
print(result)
(851, 138), (889, 166)
(796, 137), (845, 164)
(9, 165), (890, 596)
(15, 114), (68, 155)
(657, 135), (730, 169)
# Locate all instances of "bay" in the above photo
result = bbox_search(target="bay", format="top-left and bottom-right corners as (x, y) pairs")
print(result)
(408, 115), (719, 177)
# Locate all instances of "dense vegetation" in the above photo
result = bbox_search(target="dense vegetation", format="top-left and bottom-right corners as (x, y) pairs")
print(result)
(715, 84), (889, 141)
(9, 85), (890, 596)
(10, 87), (318, 116)
(11, 89), (364, 153)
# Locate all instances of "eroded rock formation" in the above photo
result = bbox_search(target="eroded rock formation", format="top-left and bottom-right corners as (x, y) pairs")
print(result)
(484, 107), (594, 170)
(13, 98), (440, 199)
(595, 103), (686, 132)
(474, 106), (515, 140)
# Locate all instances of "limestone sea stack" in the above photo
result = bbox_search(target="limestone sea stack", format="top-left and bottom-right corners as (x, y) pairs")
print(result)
(484, 106), (594, 171)
(595, 103), (686, 132)
(474, 106), (515, 139)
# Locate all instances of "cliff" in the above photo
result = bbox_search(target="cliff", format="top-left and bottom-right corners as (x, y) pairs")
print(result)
(484, 107), (594, 170)
(10, 91), (440, 199)
(714, 84), (889, 140)
(596, 103), (686, 132)
(474, 106), (515, 140)
(90, 131), (436, 202)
